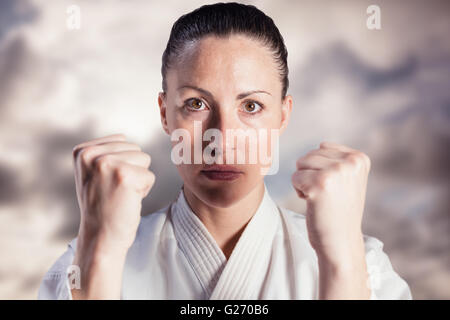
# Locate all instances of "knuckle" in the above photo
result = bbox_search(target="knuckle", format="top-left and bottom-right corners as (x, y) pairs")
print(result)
(144, 153), (152, 166)
(113, 166), (130, 184)
(308, 149), (320, 157)
(300, 182), (312, 193)
(147, 170), (155, 183)
(346, 151), (371, 172)
(345, 152), (360, 165)
(319, 142), (329, 149)
(140, 171), (155, 194)
(94, 155), (113, 172)
(79, 146), (95, 164)
(295, 159), (304, 170)
(316, 172), (332, 190)
(298, 153), (314, 164)
(330, 161), (344, 172)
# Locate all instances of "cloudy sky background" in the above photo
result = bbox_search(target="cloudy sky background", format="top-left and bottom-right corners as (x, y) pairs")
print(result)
(0, 0), (449, 299)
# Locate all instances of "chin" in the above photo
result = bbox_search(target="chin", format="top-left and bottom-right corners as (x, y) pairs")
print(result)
(197, 182), (244, 207)
(190, 177), (254, 208)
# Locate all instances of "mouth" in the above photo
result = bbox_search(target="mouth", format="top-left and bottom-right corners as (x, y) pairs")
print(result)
(200, 165), (243, 181)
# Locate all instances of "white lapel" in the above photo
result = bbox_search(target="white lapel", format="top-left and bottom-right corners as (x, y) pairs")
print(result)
(171, 183), (280, 299)
(170, 188), (227, 297)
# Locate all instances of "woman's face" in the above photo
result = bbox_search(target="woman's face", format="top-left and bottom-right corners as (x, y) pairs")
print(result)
(158, 34), (292, 208)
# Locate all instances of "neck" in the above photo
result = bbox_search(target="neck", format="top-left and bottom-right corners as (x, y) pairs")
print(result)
(183, 181), (265, 260)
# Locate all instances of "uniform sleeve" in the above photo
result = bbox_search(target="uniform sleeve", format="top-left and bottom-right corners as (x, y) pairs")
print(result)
(37, 238), (78, 300)
(363, 235), (412, 300)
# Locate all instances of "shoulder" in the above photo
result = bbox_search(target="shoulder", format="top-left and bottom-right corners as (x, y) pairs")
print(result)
(362, 234), (412, 299)
(43, 238), (78, 275)
(38, 237), (78, 299)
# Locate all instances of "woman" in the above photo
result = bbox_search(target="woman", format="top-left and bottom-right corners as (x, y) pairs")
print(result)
(38, 2), (412, 300)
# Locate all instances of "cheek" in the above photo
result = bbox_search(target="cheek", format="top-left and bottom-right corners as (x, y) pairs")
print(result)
(242, 106), (282, 129)
(177, 163), (194, 178)
(242, 127), (278, 159)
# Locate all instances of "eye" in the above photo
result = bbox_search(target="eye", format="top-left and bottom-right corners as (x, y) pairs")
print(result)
(242, 100), (264, 114)
(185, 98), (208, 111)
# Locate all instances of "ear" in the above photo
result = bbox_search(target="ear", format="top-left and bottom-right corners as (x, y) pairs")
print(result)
(158, 91), (170, 135)
(279, 94), (293, 135)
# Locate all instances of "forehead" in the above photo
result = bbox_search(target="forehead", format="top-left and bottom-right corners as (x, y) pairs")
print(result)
(169, 34), (280, 94)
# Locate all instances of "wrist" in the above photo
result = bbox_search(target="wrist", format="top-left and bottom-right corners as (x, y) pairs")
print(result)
(317, 256), (365, 279)
(77, 225), (133, 256)
(73, 233), (129, 271)
(315, 233), (366, 274)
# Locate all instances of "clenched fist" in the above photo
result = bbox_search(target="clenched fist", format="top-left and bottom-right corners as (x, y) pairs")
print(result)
(71, 133), (155, 299)
(73, 133), (155, 248)
(291, 141), (371, 268)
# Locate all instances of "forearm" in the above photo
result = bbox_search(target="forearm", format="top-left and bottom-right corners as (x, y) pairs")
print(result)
(316, 237), (371, 300)
(71, 234), (129, 300)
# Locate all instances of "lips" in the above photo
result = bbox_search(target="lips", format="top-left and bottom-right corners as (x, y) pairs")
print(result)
(200, 165), (243, 181)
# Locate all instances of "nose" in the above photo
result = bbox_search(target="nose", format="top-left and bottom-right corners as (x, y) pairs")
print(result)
(205, 107), (237, 162)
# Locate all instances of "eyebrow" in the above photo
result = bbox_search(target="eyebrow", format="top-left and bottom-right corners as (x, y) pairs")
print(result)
(177, 85), (271, 100)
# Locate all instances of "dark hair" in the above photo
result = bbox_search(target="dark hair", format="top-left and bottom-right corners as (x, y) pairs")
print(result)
(161, 2), (289, 99)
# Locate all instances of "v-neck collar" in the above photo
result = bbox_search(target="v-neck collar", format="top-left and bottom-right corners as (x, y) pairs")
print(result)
(170, 183), (280, 299)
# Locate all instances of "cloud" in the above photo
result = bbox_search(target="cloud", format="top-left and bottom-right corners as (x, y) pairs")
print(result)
(0, 0), (449, 298)
(0, 0), (38, 41)
(0, 163), (22, 204)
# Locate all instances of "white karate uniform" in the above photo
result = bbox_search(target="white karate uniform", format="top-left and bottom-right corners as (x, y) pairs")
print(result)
(38, 183), (412, 300)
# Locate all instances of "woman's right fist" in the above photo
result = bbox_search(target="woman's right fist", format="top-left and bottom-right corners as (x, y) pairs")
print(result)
(72, 133), (155, 250)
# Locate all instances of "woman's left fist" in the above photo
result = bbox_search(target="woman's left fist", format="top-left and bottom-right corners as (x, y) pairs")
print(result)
(291, 141), (371, 265)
